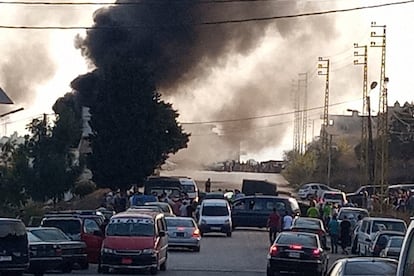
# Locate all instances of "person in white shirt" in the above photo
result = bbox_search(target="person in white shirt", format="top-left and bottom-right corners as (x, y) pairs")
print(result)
(282, 210), (293, 230)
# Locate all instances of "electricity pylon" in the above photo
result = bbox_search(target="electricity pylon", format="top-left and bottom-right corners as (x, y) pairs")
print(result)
(299, 73), (308, 154)
(353, 43), (369, 187)
(292, 79), (300, 153)
(371, 22), (388, 213)
(318, 57), (330, 151)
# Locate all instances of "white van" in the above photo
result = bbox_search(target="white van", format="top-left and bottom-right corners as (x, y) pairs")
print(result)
(198, 199), (232, 237)
(397, 219), (414, 275)
(179, 177), (199, 203)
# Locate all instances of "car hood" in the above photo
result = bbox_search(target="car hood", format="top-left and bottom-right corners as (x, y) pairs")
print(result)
(104, 236), (155, 250)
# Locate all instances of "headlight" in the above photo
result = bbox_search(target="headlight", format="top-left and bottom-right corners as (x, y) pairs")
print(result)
(142, 248), (155, 254)
(102, 248), (115, 254)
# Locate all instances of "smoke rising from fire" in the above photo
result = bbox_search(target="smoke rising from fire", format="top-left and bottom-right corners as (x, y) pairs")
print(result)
(73, 0), (344, 165)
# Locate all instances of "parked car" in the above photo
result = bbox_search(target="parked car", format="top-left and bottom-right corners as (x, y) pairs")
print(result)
(27, 231), (63, 276)
(297, 183), (338, 200)
(320, 191), (347, 206)
(357, 217), (407, 256)
(396, 219), (414, 276)
(165, 217), (201, 252)
(266, 231), (328, 276)
(98, 210), (168, 275)
(28, 227), (88, 272)
(144, 202), (175, 217)
(290, 217), (328, 249)
(337, 207), (369, 228)
(198, 199), (232, 237)
(380, 236), (404, 260)
(0, 218), (29, 276)
(327, 257), (398, 276)
(369, 230), (405, 257)
(231, 195), (300, 229)
(40, 216), (104, 267)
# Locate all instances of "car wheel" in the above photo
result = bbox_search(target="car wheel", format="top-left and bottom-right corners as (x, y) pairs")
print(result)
(226, 232), (232, 237)
(266, 267), (276, 276)
(80, 260), (89, 270)
(193, 246), (200, 252)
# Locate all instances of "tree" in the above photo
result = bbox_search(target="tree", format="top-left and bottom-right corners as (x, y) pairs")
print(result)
(85, 65), (189, 192)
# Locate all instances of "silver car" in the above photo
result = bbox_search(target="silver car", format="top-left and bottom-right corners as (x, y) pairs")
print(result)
(165, 217), (201, 252)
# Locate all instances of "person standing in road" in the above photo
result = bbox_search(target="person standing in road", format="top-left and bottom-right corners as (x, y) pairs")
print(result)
(306, 201), (320, 218)
(267, 208), (281, 244)
(282, 210), (293, 231)
(205, 178), (211, 193)
(328, 214), (339, 254)
(339, 215), (352, 254)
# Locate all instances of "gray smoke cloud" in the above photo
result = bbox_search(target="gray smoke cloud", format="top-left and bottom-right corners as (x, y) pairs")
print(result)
(74, 0), (347, 166)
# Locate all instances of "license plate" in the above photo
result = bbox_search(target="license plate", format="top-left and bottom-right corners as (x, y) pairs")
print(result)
(0, 256), (12, 262)
(211, 227), (221, 231)
(176, 232), (185, 237)
(121, 258), (132, 265)
(288, 252), (300, 258)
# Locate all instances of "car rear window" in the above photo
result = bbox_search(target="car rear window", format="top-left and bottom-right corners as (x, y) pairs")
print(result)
(166, 218), (195, 228)
(0, 221), (26, 238)
(30, 228), (69, 241)
(294, 218), (321, 229)
(181, 184), (196, 193)
(202, 205), (229, 216)
(344, 261), (397, 275)
(277, 233), (317, 247)
(338, 210), (368, 221)
(372, 221), (406, 232)
(389, 237), (403, 247)
(41, 219), (81, 240)
(323, 193), (343, 200)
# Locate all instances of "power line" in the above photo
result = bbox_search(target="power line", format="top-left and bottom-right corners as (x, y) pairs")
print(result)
(181, 97), (362, 125)
(0, 0), (413, 29)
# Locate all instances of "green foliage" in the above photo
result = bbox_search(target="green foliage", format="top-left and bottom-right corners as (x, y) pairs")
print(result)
(73, 180), (96, 198)
(86, 65), (189, 191)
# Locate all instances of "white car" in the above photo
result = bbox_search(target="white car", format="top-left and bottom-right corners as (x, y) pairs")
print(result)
(297, 183), (339, 200)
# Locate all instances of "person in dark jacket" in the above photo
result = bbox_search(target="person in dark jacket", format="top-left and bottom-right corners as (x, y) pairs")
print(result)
(339, 215), (352, 254)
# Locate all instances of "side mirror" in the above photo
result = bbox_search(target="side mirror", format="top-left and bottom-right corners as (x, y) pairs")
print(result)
(159, 231), (166, 237)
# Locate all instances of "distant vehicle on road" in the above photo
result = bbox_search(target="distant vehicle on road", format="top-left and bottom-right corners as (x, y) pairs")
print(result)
(346, 185), (380, 206)
(297, 183), (339, 200)
(231, 195), (300, 229)
(241, 179), (278, 196)
(320, 191), (347, 206)
(198, 199), (232, 237)
(369, 230), (405, 257)
(327, 257), (398, 276)
(165, 217), (201, 252)
(290, 217), (328, 249)
(337, 207), (369, 228)
(380, 236), (404, 260)
(266, 231), (328, 276)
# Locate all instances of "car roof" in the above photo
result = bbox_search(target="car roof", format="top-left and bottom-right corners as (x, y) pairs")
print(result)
(233, 195), (291, 200)
(333, 256), (398, 264)
(165, 216), (194, 221)
(202, 199), (228, 204)
(338, 207), (369, 212)
(112, 210), (160, 219)
(278, 231), (319, 238)
(27, 226), (61, 231)
(362, 217), (406, 222)
(375, 230), (406, 236)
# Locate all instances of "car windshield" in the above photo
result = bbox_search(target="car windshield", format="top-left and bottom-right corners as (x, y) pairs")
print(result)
(41, 220), (81, 240)
(389, 237), (404, 247)
(202, 205), (229, 216)
(106, 217), (154, 237)
(372, 221), (406, 232)
(0, 221), (26, 238)
(182, 185), (195, 193)
(166, 218), (195, 228)
(344, 261), (397, 275)
(293, 219), (321, 229)
(324, 193), (343, 200)
(276, 233), (317, 247)
(30, 228), (70, 241)
(27, 231), (43, 242)
(338, 210), (368, 220)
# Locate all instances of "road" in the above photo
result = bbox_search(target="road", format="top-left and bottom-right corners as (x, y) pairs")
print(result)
(40, 229), (347, 276)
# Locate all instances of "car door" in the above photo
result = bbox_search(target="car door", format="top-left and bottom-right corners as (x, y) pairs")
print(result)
(82, 218), (104, 263)
(359, 220), (372, 256)
(156, 217), (168, 265)
(231, 198), (250, 227)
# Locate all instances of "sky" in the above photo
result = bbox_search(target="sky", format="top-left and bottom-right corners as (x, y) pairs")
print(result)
(0, 0), (413, 163)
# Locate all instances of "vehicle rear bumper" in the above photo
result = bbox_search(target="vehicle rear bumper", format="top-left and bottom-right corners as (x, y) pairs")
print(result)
(199, 224), (231, 233)
(168, 238), (200, 248)
(62, 253), (88, 265)
(267, 257), (323, 273)
(101, 253), (157, 269)
(28, 257), (63, 272)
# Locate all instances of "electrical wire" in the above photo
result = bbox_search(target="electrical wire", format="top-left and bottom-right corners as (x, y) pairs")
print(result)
(0, 0), (413, 29)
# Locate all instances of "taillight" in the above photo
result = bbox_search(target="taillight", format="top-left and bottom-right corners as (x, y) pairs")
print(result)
(269, 245), (278, 256)
(192, 229), (201, 238)
(56, 248), (62, 256)
(289, 244), (302, 250)
(312, 248), (320, 257)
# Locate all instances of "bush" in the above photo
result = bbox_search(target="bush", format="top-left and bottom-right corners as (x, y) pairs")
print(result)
(73, 180), (96, 198)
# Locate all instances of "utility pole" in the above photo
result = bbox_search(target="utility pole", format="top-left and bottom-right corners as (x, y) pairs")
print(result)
(353, 43), (369, 187)
(299, 73), (308, 154)
(318, 57), (330, 151)
(371, 22), (388, 213)
(292, 79), (300, 153)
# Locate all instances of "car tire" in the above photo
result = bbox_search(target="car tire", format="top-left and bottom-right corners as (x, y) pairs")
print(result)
(193, 246), (200, 252)
(226, 232), (232, 237)
(80, 260), (89, 270)
(266, 267), (276, 276)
